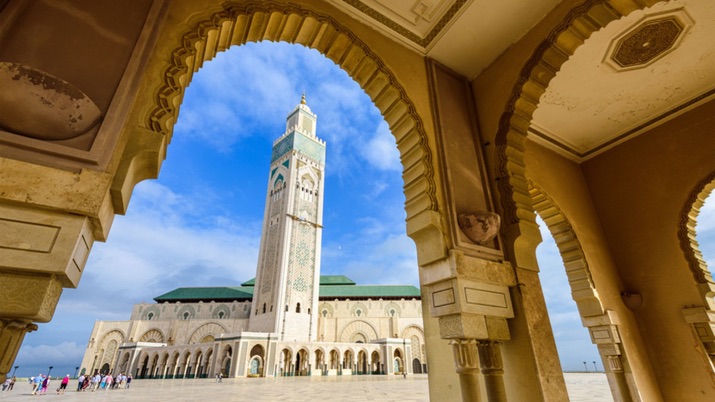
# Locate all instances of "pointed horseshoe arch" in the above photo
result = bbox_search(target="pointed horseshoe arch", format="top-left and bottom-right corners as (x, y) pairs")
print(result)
(678, 171), (715, 299)
(494, 0), (663, 229)
(119, 1), (438, 231)
(529, 182), (604, 317)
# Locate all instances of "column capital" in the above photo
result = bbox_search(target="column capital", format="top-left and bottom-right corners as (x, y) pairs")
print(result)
(449, 339), (479, 375)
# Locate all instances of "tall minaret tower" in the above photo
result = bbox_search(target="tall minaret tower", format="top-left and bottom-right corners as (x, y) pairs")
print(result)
(249, 95), (325, 342)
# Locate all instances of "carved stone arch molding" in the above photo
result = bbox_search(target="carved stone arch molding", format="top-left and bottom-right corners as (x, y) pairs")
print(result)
(117, 1), (439, 252)
(529, 182), (605, 318)
(494, 0), (663, 230)
(139, 328), (165, 343)
(678, 171), (715, 301)
(189, 322), (227, 344)
(339, 320), (379, 343)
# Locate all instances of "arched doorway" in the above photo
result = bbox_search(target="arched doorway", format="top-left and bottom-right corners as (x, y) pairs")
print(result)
(248, 345), (265, 377)
(371, 351), (381, 374)
(412, 358), (422, 374)
(295, 349), (309, 376)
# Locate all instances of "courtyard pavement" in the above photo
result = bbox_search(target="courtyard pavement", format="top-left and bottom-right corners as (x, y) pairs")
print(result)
(0, 373), (612, 401)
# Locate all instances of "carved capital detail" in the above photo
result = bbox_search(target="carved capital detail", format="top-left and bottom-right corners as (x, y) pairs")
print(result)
(607, 355), (624, 373)
(477, 341), (504, 375)
(0, 318), (38, 382)
(0, 273), (63, 322)
(449, 338), (479, 374)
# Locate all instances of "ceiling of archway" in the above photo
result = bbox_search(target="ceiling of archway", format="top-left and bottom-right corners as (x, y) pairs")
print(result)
(529, 0), (715, 161)
(331, 0), (562, 79)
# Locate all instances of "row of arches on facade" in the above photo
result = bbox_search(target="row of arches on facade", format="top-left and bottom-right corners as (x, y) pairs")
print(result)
(124, 343), (424, 379)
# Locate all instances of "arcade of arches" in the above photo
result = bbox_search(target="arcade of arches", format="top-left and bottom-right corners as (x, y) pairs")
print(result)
(1, 1), (714, 401)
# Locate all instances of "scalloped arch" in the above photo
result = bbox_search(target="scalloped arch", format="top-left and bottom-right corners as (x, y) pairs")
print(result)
(128, 1), (436, 224)
(339, 320), (379, 343)
(189, 322), (228, 344)
(494, 0), (663, 229)
(529, 182), (605, 317)
(99, 329), (125, 347)
(679, 171), (715, 299)
(140, 328), (165, 343)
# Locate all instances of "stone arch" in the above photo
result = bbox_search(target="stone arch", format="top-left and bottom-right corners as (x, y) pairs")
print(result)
(139, 328), (165, 343)
(350, 302), (368, 317)
(318, 302), (334, 318)
(384, 302), (401, 317)
(189, 322), (227, 344)
(529, 182), (605, 317)
(339, 320), (379, 343)
(494, 0), (662, 239)
(115, 1), (438, 243)
(679, 171), (715, 302)
(401, 325), (425, 361)
(142, 305), (161, 320)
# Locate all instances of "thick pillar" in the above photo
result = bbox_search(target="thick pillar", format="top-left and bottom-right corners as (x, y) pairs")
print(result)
(0, 202), (95, 382)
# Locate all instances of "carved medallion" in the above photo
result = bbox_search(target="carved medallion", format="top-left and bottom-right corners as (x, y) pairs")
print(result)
(605, 10), (693, 72)
(457, 211), (500, 245)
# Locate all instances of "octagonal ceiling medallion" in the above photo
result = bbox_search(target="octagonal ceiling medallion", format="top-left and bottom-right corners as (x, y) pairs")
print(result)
(605, 9), (694, 72)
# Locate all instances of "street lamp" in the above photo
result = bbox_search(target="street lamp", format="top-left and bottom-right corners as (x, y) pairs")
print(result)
(582, 361), (587, 372)
(11, 366), (18, 377)
(74, 367), (80, 378)
(47, 366), (53, 378)
(592, 361), (598, 372)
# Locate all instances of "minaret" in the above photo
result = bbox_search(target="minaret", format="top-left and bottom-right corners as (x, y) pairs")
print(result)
(249, 95), (325, 342)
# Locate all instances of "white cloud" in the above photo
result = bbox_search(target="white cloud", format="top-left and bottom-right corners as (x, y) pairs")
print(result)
(16, 342), (85, 367)
(360, 121), (402, 172)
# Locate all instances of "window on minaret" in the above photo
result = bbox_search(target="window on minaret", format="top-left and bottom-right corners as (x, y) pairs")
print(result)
(262, 303), (266, 314)
(285, 305), (289, 312)
(296, 303), (301, 313)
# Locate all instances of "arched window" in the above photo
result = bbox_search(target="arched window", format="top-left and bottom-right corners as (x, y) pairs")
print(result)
(218, 311), (225, 319)
(356, 309), (362, 317)
(296, 303), (301, 313)
(285, 305), (289, 312)
(183, 312), (190, 320)
(322, 310), (328, 318)
(262, 303), (266, 314)
(389, 309), (396, 317)
(147, 312), (154, 320)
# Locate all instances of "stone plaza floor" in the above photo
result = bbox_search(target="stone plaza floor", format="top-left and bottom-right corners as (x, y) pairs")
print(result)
(0, 373), (612, 401)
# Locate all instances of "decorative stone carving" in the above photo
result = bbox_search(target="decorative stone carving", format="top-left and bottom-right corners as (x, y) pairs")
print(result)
(611, 17), (683, 68)
(457, 211), (500, 245)
(449, 338), (479, 374)
(0, 63), (101, 140)
(0, 319), (38, 382)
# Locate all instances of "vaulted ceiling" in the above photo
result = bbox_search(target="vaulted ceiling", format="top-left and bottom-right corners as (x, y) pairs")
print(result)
(333, 0), (715, 162)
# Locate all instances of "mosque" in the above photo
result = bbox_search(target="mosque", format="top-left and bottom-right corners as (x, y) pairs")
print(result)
(3, 1), (715, 401)
(78, 97), (426, 379)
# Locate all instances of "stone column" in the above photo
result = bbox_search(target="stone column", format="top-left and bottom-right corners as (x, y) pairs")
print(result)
(585, 312), (641, 402)
(477, 341), (507, 402)
(424, 251), (515, 402)
(450, 339), (481, 399)
(683, 307), (715, 368)
(0, 201), (96, 382)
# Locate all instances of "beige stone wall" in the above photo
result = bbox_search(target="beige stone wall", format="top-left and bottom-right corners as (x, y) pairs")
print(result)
(581, 99), (715, 401)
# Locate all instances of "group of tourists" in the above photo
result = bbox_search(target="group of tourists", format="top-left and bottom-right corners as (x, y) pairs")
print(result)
(1, 376), (16, 392)
(75, 373), (132, 391)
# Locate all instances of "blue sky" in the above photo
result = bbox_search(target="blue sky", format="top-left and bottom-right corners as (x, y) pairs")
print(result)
(14, 42), (715, 378)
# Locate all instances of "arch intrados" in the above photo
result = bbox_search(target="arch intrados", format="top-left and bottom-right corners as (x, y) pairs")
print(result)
(529, 182), (604, 317)
(679, 171), (715, 299)
(120, 1), (437, 228)
(494, 0), (662, 227)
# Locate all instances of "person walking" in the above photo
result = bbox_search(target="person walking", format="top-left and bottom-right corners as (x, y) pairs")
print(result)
(8, 376), (15, 391)
(31, 374), (43, 395)
(58, 375), (70, 394)
(126, 374), (132, 389)
(76, 374), (85, 392)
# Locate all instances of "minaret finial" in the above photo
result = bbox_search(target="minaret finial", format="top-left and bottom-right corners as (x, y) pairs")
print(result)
(301, 92), (306, 105)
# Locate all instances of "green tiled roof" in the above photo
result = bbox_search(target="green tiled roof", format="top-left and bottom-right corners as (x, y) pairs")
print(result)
(318, 285), (419, 299)
(241, 275), (356, 287)
(154, 279), (419, 303)
(154, 286), (254, 302)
